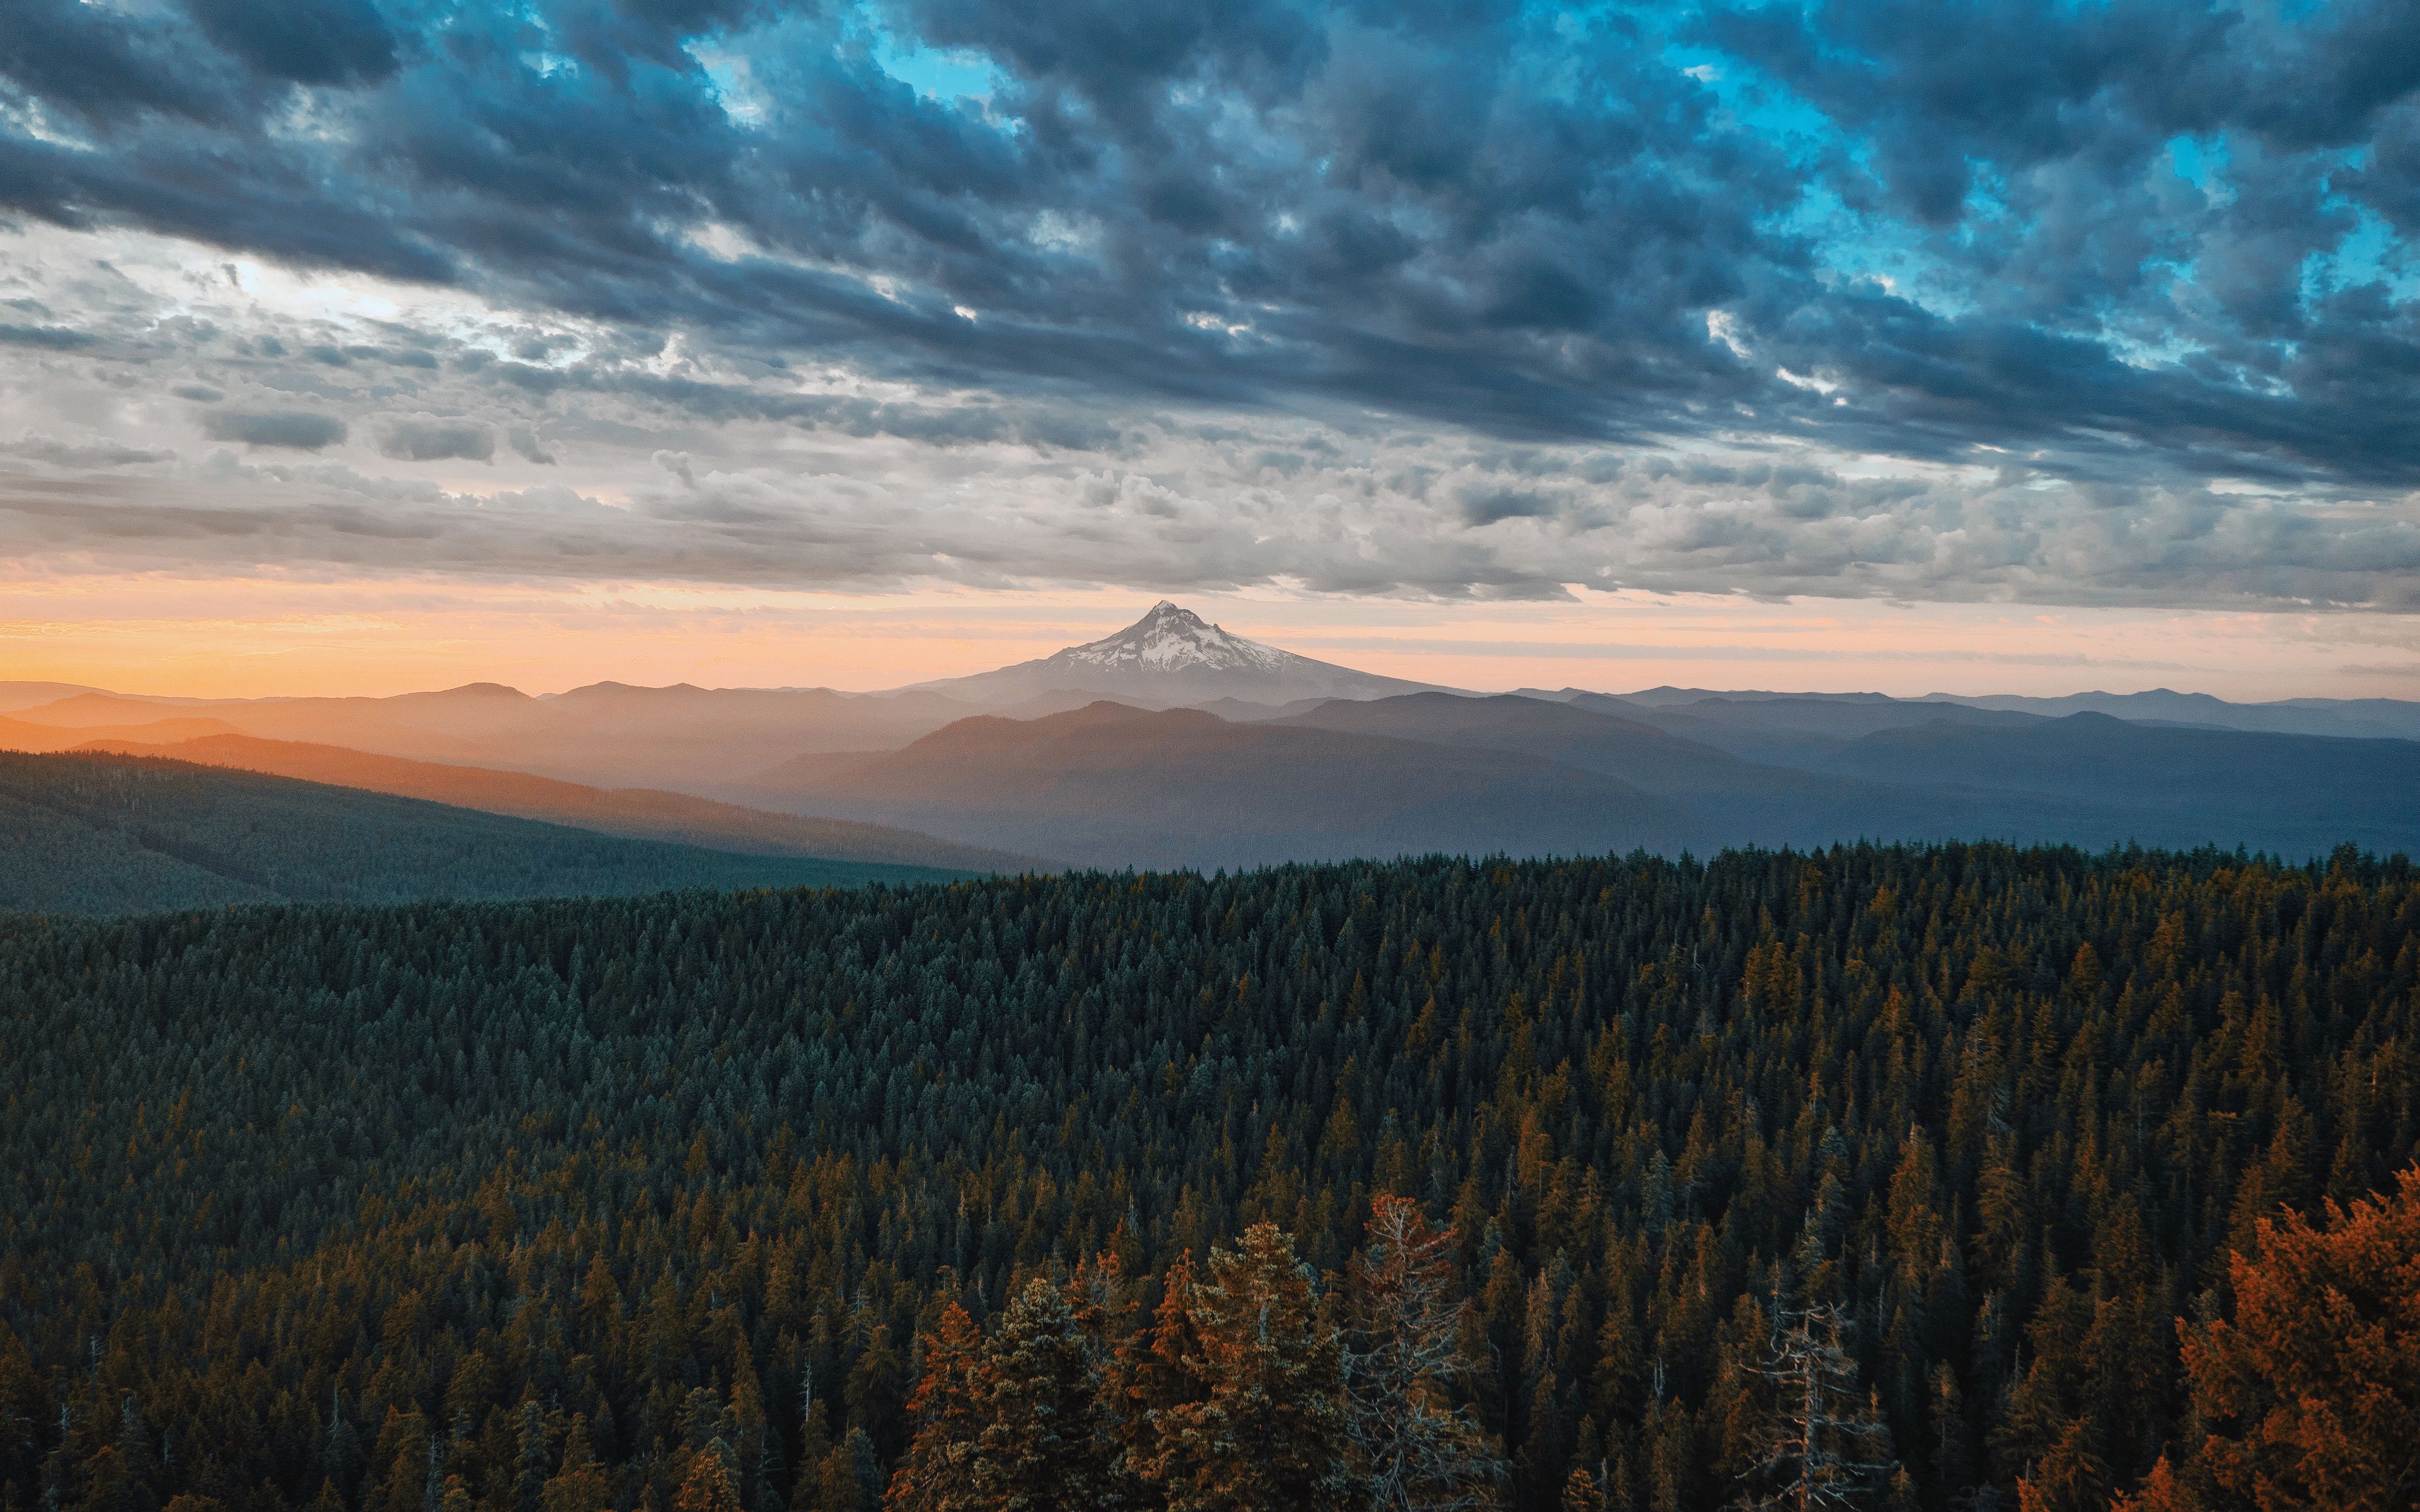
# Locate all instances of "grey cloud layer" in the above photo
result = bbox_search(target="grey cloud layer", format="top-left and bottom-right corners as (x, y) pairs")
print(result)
(0, 0), (2416, 605)
(3, 282), (2412, 610)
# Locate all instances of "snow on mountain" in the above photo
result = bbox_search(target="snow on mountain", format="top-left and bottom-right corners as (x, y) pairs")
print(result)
(902, 602), (1445, 707)
(1059, 602), (1293, 675)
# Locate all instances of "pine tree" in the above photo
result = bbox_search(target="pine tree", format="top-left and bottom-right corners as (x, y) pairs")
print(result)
(1560, 1466), (1601, 1512)
(1119, 1251), (1204, 1453)
(2119, 1166), (2420, 1512)
(674, 1443), (741, 1512)
(814, 1430), (879, 1512)
(795, 1383), (834, 1512)
(968, 1277), (1126, 1512)
(538, 1419), (611, 1512)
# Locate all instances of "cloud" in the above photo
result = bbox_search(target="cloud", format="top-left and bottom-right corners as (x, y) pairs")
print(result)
(507, 423), (556, 464)
(185, 0), (398, 88)
(0, 0), (2414, 613)
(1, 432), (173, 467)
(0, 324), (95, 351)
(377, 416), (494, 462)
(200, 410), (349, 450)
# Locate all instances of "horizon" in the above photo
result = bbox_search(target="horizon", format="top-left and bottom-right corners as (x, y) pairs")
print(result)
(5, 588), (2415, 704)
(6, 591), (2413, 707)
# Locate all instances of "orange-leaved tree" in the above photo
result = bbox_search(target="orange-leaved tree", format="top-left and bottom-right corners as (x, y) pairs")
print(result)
(2116, 1166), (2420, 1512)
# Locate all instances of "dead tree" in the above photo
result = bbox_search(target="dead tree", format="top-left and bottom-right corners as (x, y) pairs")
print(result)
(1344, 1196), (1507, 1512)
(1736, 1303), (1897, 1511)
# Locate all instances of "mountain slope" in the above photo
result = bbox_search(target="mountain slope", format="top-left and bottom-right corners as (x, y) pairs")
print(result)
(74, 733), (1044, 872)
(1572, 691), (2043, 765)
(1276, 692), (1764, 795)
(746, 701), (1700, 869)
(0, 680), (114, 713)
(1938, 688), (2420, 740)
(0, 751), (971, 915)
(902, 602), (1439, 706)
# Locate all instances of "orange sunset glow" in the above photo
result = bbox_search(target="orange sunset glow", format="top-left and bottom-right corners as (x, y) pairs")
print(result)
(9, 576), (2417, 703)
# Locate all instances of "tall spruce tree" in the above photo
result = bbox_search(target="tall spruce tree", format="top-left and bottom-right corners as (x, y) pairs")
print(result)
(885, 1305), (989, 1512)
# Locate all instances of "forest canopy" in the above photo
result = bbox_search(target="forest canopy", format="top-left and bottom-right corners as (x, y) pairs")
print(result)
(3, 843), (2417, 1511)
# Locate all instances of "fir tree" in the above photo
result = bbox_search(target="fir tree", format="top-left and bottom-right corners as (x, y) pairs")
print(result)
(884, 1305), (988, 1512)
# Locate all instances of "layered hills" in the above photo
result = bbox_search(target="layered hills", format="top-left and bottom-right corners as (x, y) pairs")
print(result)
(5, 600), (2416, 877)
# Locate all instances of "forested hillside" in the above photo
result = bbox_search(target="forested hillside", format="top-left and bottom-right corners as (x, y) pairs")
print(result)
(2, 845), (2416, 1512)
(0, 752), (969, 914)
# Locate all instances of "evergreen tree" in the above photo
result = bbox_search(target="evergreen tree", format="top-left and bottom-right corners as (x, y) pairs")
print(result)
(885, 1306), (988, 1512)
(674, 1443), (742, 1512)
(968, 1278), (1125, 1512)
(2118, 1167), (2420, 1512)
(1146, 1225), (1353, 1512)
(1561, 1467), (1601, 1512)
(539, 1419), (612, 1512)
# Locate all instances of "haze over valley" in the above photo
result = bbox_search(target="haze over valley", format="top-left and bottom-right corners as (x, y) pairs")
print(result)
(5, 600), (2414, 905)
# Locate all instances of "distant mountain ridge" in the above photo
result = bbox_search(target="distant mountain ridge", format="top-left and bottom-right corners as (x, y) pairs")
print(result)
(742, 699), (1698, 871)
(4, 607), (2416, 879)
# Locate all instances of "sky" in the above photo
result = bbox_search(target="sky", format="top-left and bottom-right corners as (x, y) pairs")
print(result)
(2, 0), (2417, 700)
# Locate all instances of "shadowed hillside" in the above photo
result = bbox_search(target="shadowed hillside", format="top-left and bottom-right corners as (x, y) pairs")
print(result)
(0, 750), (974, 914)
(72, 733), (1047, 873)
(744, 699), (1703, 868)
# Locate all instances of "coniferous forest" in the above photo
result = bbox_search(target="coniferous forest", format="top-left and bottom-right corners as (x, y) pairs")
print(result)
(4, 844), (2418, 1512)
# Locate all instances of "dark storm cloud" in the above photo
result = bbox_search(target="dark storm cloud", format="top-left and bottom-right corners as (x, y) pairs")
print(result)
(1, 0), (2417, 602)
(185, 0), (400, 88)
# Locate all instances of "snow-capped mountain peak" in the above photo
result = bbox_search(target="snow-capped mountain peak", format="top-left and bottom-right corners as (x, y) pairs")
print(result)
(901, 600), (1441, 706)
(1061, 602), (1291, 675)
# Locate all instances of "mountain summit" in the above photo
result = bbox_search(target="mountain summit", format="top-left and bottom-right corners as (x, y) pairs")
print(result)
(904, 601), (1439, 707)
(1063, 601), (1291, 676)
